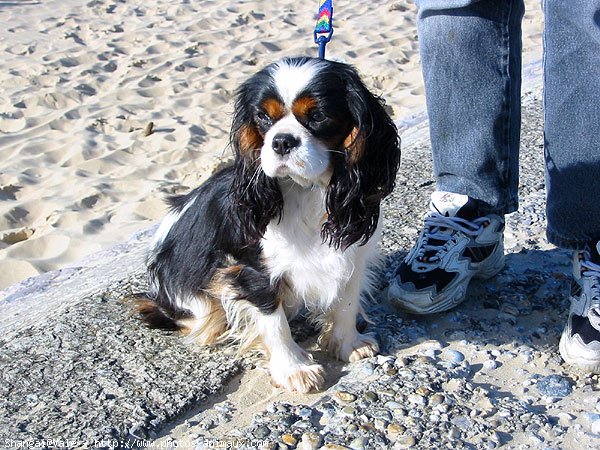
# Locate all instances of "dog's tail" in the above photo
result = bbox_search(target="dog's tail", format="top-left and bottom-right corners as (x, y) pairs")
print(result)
(133, 294), (184, 331)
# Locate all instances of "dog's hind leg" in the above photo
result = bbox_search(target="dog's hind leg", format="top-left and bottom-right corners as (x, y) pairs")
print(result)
(216, 264), (325, 393)
(178, 294), (228, 345)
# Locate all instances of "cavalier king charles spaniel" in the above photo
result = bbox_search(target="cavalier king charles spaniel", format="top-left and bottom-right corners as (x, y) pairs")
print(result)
(136, 56), (400, 393)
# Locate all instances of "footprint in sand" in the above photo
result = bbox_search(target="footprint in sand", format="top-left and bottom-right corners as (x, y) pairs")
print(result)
(137, 75), (162, 88)
(40, 92), (79, 110)
(6, 233), (71, 260)
(76, 194), (102, 210)
(0, 112), (26, 133)
(103, 61), (118, 72)
(1, 227), (35, 246)
(13, 96), (47, 118)
(32, 74), (61, 88)
(0, 206), (29, 230)
(58, 53), (95, 68)
(83, 217), (107, 235)
(0, 185), (22, 201)
(136, 85), (169, 98)
(5, 43), (36, 56)
(145, 42), (171, 55)
(75, 83), (97, 96)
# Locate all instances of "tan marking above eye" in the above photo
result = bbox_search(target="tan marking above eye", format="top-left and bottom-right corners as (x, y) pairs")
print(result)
(291, 96), (319, 120)
(261, 98), (285, 121)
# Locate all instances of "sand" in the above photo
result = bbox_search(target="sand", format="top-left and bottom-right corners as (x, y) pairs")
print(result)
(0, 0), (543, 289)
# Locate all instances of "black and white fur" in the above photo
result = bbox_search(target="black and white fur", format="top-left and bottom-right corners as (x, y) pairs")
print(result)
(137, 57), (400, 393)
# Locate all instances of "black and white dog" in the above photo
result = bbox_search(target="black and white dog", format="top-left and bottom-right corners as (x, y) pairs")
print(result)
(136, 57), (400, 393)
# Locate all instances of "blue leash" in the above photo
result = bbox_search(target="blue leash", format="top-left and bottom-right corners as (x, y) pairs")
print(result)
(314, 0), (333, 59)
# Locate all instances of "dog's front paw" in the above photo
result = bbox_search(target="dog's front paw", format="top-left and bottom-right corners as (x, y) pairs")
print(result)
(343, 333), (379, 362)
(270, 362), (325, 393)
(321, 331), (379, 363)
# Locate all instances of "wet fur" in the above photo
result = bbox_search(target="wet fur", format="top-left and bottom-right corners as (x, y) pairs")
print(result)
(136, 57), (400, 393)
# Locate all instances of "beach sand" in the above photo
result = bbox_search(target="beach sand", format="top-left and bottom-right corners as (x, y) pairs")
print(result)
(0, 0), (543, 289)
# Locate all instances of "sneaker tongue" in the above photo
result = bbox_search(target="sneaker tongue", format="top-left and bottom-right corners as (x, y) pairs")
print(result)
(430, 191), (479, 220)
(592, 241), (600, 265)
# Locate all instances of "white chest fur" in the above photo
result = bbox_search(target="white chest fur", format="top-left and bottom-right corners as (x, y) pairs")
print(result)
(261, 180), (379, 314)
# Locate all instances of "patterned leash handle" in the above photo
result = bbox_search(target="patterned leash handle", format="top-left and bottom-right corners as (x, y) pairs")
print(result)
(314, 0), (333, 59)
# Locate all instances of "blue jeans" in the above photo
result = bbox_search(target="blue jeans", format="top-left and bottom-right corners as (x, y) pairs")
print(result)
(416, 0), (600, 249)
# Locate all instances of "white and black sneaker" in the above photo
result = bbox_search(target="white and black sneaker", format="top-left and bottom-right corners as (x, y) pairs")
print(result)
(388, 191), (505, 315)
(559, 242), (600, 373)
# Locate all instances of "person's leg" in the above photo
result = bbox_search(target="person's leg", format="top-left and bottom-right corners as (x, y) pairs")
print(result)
(544, 0), (600, 372)
(544, 0), (600, 249)
(419, 0), (524, 215)
(388, 0), (524, 314)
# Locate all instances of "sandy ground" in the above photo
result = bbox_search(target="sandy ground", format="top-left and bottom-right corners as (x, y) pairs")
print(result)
(0, 0), (542, 289)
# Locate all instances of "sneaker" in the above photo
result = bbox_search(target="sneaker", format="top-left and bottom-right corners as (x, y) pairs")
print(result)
(559, 241), (600, 373)
(388, 191), (505, 314)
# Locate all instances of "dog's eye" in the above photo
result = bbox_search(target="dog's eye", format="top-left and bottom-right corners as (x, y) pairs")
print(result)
(255, 111), (272, 126)
(310, 111), (327, 123)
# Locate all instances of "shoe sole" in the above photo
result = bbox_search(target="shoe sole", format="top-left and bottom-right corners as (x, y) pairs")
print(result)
(559, 328), (600, 373)
(390, 285), (467, 315)
(389, 250), (505, 315)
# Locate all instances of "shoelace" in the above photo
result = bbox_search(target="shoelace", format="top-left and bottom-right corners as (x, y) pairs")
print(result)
(581, 258), (600, 327)
(415, 213), (490, 263)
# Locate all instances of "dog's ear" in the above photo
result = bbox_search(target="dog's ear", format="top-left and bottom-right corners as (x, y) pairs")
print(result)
(322, 66), (401, 250)
(230, 80), (283, 243)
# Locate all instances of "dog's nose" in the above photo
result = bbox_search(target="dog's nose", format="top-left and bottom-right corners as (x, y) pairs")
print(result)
(272, 133), (300, 156)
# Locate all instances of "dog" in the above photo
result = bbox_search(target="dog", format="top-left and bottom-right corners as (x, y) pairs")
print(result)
(136, 56), (400, 393)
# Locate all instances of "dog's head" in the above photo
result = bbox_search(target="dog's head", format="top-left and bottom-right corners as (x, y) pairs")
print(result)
(231, 56), (400, 249)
